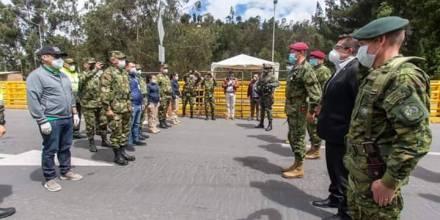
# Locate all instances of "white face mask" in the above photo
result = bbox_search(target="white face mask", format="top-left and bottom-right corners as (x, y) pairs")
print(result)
(69, 65), (76, 72)
(286, 65), (293, 72)
(52, 58), (64, 69)
(118, 60), (126, 69)
(163, 69), (168, 74)
(356, 45), (376, 68)
(329, 49), (341, 65)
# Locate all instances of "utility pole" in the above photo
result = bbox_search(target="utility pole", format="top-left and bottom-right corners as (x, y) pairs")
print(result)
(271, 0), (278, 62)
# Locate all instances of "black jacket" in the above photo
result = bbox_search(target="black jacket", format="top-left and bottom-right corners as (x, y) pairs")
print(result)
(317, 58), (359, 144)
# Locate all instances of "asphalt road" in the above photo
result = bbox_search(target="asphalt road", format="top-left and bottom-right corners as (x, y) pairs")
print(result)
(0, 109), (439, 220)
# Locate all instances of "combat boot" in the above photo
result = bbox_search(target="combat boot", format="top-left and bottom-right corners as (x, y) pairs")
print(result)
(305, 146), (321, 159)
(265, 120), (273, 131)
(190, 111), (194, 119)
(113, 148), (128, 166)
(205, 115), (209, 120)
(282, 161), (298, 172)
(120, 145), (136, 161)
(88, 139), (97, 152)
(164, 120), (171, 128)
(282, 161), (304, 179)
(158, 120), (168, 129)
(255, 119), (264, 128)
(101, 134), (111, 147)
(211, 114), (216, 120)
(0, 207), (15, 218)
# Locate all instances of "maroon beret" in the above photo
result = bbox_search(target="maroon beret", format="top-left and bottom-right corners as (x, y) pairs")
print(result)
(289, 42), (309, 51)
(310, 50), (326, 59)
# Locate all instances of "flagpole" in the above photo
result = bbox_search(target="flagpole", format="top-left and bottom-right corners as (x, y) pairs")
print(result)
(271, 0), (277, 62)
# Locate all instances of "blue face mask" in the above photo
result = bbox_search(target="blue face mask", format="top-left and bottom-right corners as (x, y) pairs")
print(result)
(288, 53), (297, 64)
(309, 58), (319, 66)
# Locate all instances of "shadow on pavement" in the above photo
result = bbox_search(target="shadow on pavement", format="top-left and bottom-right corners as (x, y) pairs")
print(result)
(412, 166), (440, 183)
(419, 193), (440, 203)
(236, 123), (258, 129)
(91, 148), (114, 163)
(259, 144), (292, 157)
(250, 180), (333, 218)
(237, 208), (282, 220)
(234, 156), (282, 175)
(247, 134), (285, 144)
(0, 185), (12, 203)
(29, 168), (44, 183)
(73, 139), (89, 149)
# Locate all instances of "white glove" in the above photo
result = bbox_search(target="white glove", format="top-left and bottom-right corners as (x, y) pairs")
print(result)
(40, 122), (52, 135)
(73, 114), (80, 127)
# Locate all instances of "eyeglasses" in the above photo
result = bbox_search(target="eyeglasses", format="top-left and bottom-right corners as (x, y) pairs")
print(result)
(333, 45), (350, 50)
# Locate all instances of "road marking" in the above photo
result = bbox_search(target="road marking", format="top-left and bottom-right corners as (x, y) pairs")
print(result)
(0, 150), (113, 166)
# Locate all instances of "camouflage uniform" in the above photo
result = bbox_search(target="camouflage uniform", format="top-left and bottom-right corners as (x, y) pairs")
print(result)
(344, 56), (431, 219)
(182, 74), (197, 117)
(202, 77), (217, 119)
(0, 104), (5, 126)
(138, 73), (148, 127)
(285, 61), (321, 161)
(157, 73), (172, 123)
(101, 66), (132, 149)
(256, 70), (280, 129)
(307, 64), (331, 147)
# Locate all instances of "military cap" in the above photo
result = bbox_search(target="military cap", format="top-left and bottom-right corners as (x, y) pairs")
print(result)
(87, 57), (96, 64)
(289, 42), (309, 51)
(352, 16), (409, 40)
(36, 46), (67, 56)
(310, 50), (326, 59)
(64, 58), (75, 64)
(161, 64), (168, 69)
(135, 64), (142, 70)
(109, 51), (126, 59)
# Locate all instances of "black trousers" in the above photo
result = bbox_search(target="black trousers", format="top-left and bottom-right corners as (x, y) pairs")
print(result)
(325, 141), (349, 214)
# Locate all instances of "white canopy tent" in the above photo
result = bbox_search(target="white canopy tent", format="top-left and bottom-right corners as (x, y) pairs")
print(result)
(210, 54), (280, 79)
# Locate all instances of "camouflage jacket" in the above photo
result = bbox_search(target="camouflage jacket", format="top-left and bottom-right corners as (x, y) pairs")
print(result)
(183, 77), (197, 96)
(345, 56), (431, 189)
(0, 104), (4, 125)
(138, 74), (148, 96)
(285, 61), (321, 115)
(79, 69), (104, 108)
(203, 79), (217, 97)
(100, 66), (132, 113)
(256, 73), (280, 96)
(156, 73), (172, 98)
(314, 64), (332, 90)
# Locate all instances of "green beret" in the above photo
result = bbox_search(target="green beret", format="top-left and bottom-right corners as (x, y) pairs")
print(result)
(352, 16), (409, 40)
(109, 50), (126, 59)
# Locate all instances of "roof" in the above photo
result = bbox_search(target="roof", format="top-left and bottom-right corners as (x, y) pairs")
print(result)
(211, 54), (279, 70)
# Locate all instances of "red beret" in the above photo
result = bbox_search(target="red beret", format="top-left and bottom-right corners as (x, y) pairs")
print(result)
(310, 50), (326, 59)
(289, 42), (309, 51)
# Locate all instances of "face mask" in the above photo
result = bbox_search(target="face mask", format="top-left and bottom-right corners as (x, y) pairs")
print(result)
(288, 53), (297, 64)
(163, 69), (168, 74)
(151, 79), (157, 83)
(328, 49), (341, 65)
(309, 58), (318, 66)
(52, 58), (64, 69)
(286, 65), (293, 72)
(129, 67), (137, 74)
(68, 65), (76, 72)
(356, 45), (376, 68)
(175, 76), (179, 80)
(118, 60), (126, 69)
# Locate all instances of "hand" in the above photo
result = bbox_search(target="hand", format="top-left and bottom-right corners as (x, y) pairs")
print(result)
(96, 62), (103, 70)
(40, 122), (52, 135)
(73, 114), (80, 127)
(0, 125), (6, 137)
(141, 105), (146, 111)
(306, 112), (316, 123)
(371, 179), (396, 207)
(106, 109), (115, 118)
(128, 105), (132, 112)
(315, 106), (322, 116)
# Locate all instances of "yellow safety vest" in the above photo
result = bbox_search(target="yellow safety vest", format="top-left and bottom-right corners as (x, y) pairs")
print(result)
(61, 67), (79, 93)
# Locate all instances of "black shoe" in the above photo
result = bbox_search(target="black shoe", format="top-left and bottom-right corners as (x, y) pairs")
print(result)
(211, 115), (216, 120)
(101, 135), (111, 147)
(323, 212), (351, 220)
(164, 121), (171, 128)
(121, 145), (136, 161)
(141, 132), (150, 139)
(139, 135), (146, 141)
(0, 207), (16, 218)
(265, 121), (273, 131)
(73, 132), (86, 139)
(158, 121), (168, 129)
(113, 149), (128, 166)
(88, 139), (97, 152)
(133, 140), (147, 146)
(255, 120), (264, 128)
(205, 116), (209, 120)
(190, 114), (194, 119)
(312, 197), (341, 208)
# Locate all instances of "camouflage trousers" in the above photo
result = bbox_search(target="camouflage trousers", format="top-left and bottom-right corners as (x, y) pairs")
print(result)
(347, 175), (403, 220)
(83, 107), (108, 139)
(204, 96), (215, 117)
(307, 118), (322, 147)
(108, 111), (131, 149)
(182, 94), (195, 116)
(287, 108), (307, 161)
(158, 96), (171, 121)
(260, 96), (274, 121)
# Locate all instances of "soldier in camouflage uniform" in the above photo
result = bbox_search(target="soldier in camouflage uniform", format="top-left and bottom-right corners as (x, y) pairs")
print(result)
(202, 72), (217, 120)
(100, 51), (135, 166)
(344, 17), (431, 220)
(78, 58), (110, 152)
(157, 64), (173, 128)
(282, 42), (322, 179)
(255, 64), (280, 131)
(305, 50), (332, 159)
(136, 64), (150, 140)
(182, 71), (197, 118)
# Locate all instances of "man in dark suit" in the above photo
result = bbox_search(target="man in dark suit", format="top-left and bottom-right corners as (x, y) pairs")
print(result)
(313, 35), (360, 220)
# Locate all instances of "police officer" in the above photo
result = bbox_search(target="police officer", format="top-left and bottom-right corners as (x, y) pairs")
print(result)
(345, 16), (431, 219)
(202, 72), (217, 120)
(255, 64), (279, 131)
(305, 50), (332, 159)
(282, 42), (322, 179)
(157, 64), (173, 128)
(101, 51), (135, 166)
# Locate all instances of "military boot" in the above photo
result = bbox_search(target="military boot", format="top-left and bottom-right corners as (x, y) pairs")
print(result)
(211, 114), (216, 120)
(88, 139), (97, 152)
(101, 134), (111, 147)
(282, 161), (304, 179)
(305, 146), (321, 159)
(265, 120), (273, 131)
(190, 111), (194, 119)
(255, 119), (264, 128)
(164, 120), (171, 128)
(113, 148), (128, 166)
(120, 145), (136, 161)
(282, 161), (298, 172)
(159, 120), (168, 129)
(0, 207), (15, 218)
(205, 115), (209, 120)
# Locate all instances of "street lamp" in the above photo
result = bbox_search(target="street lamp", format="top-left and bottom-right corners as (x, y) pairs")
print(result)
(271, 0), (278, 62)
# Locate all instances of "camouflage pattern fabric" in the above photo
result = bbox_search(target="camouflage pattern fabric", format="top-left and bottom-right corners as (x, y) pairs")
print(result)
(256, 72), (280, 121)
(182, 76), (197, 115)
(108, 112), (131, 147)
(83, 107), (108, 139)
(203, 79), (217, 117)
(156, 73), (172, 121)
(0, 104), (5, 125)
(138, 74), (148, 125)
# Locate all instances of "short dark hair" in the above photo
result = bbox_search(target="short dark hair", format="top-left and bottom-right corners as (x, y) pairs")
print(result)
(385, 29), (405, 46)
(339, 34), (359, 54)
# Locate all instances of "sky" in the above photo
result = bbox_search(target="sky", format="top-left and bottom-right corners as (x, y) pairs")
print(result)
(2, 0), (326, 22)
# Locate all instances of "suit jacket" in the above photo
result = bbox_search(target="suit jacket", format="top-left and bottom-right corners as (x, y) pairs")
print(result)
(317, 58), (359, 144)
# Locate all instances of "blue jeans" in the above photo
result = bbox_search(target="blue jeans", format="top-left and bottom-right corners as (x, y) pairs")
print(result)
(129, 104), (142, 144)
(41, 118), (73, 181)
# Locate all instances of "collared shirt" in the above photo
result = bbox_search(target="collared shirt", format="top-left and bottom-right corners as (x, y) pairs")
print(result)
(325, 56), (356, 92)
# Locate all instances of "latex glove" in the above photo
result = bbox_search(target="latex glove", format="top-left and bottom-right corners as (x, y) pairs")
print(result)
(40, 122), (52, 135)
(73, 114), (80, 127)
(0, 125), (6, 137)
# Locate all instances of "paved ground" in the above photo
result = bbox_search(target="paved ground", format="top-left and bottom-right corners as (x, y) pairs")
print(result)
(0, 109), (439, 220)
